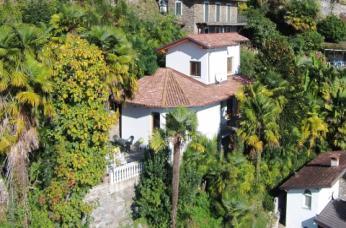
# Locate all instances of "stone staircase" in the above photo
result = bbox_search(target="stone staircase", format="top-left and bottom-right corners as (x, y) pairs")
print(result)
(85, 178), (140, 228)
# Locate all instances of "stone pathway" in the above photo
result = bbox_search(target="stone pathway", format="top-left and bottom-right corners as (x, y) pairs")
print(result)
(85, 178), (139, 228)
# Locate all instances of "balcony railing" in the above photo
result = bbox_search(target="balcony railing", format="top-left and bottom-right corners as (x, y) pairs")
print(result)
(109, 161), (144, 184)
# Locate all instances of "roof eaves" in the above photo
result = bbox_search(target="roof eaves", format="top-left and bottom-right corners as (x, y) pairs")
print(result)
(157, 37), (209, 53)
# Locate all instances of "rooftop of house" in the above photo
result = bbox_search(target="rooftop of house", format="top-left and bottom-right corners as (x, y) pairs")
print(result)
(281, 151), (346, 190)
(315, 199), (346, 228)
(125, 67), (249, 108)
(157, 32), (249, 53)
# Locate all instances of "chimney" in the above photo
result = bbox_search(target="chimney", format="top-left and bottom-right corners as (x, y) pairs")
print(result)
(330, 154), (340, 167)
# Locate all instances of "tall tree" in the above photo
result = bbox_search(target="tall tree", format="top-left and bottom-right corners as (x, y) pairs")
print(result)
(166, 107), (197, 228)
(0, 23), (51, 226)
(237, 83), (284, 180)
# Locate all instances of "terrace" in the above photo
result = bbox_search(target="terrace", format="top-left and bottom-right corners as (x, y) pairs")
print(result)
(323, 42), (346, 68)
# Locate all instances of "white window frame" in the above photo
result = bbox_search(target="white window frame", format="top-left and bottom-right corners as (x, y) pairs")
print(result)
(303, 189), (312, 210)
(226, 3), (231, 22)
(204, 1), (209, 22)
(215, 2), (221, 22)
(175, 0), (183, 16)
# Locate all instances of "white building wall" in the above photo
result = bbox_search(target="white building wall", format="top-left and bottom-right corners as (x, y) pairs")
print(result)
(193, 103), (221, 139)
(165, 41), (240, 85)
(285, 181), (340, 228)
(317, 180), (339, 213)
(121, 104), (167, 144)
(166, 42), (209, 84)
(121, 103), (221, 145)
(228, 45), (240, 75)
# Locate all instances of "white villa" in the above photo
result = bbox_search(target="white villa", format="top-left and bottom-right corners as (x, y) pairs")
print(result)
(280, 151), (346, 228)
(120, 32), (249, 144)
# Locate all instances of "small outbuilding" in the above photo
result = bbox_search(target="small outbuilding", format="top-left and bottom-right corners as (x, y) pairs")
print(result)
(280, 151), (346, 228)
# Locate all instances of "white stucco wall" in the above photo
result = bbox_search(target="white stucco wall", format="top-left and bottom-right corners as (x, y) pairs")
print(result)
(121, 104), (167, 144)
(121, 103), (222, 145)
(285, 180), (340, 228)
(166, 42), (209, 84)
(193, 103), (221, 139)
(165, 41), (240, 85)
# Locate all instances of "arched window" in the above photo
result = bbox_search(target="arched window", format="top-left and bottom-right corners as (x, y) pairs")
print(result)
(304, 189), (312, 209)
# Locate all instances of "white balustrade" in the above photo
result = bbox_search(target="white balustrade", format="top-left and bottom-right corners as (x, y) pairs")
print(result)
(109, 161), (144, 184)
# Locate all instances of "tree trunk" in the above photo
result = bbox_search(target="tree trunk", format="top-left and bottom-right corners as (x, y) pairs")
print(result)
(7, 127), (38, 227)
(171, 137), (182, 228)
(256, 150), (261, 182)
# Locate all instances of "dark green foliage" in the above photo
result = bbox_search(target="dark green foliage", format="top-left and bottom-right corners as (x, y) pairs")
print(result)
(21, 0), (57, 25)
(290, 31), (324, 53)
(239, 47), (260, 79)
(134, 150), (171, 227)
(318, 15), (346, 42)
(287, 0), (319, 18)
(98, 0), (184, 76)
(243, 9), (279, 48)
(259, 35), (296, 76)
(283, 0), (319, 32)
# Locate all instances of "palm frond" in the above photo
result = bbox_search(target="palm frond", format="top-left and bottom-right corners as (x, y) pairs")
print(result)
(16, 91), (41, 107)
(10, 71), (28, 88)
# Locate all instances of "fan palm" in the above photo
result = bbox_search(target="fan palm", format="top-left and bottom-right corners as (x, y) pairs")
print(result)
(166, 107), (197, 228)
(84, 25), (137, 100)
(237, 83), (284, 180)
(149, 107), (197, 227)
(0, 23), (52, 226)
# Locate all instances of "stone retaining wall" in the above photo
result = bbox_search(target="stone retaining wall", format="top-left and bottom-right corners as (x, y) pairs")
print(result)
(320, 0), (346, 17)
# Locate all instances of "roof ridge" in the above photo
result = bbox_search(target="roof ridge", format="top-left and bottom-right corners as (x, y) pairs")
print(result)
(166, 70), (190, 106)
(166, 67), (208, 87)
(161, 69), (169, 107)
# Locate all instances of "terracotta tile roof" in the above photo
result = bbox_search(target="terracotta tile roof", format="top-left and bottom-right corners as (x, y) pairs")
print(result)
(315, 199), (346, 228)
(281, 151), (346, 190)
(126, 68), (248, 108)
(157, 33), (249, 53)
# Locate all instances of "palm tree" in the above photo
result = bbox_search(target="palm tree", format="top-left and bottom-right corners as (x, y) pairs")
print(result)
(0, 23), (52, 226)
(148, 108), (197, 228)
(84, 25), (137, 100)
(237, 83), (283, 180)
(165, 107), (197, 228)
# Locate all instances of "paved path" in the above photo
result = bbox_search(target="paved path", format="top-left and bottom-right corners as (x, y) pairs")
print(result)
(85, 178), (139, 228)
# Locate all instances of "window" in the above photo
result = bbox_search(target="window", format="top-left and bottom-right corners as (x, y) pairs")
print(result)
(175, 1), (182, 16)
(227, 57), (233, 75)
(204, 1), (209, 22)
(216, 2), (221, 22)
(227, 4), (231, 22)
(304, 189), (312, 209)
(190, 61), (201, 77)
(152, 112), (160, 130)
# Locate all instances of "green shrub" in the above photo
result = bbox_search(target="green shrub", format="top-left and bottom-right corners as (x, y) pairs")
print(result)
(284, 0), (320, 32)
(134, 150), (171, 227)
(244, 9), (279, 48)
(240, 47), (260, 79)
(183, 192), (222, 228)
(21, 0), (57, 25)
(318, 15), (346, 42)
(290, 31), (324, 53)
